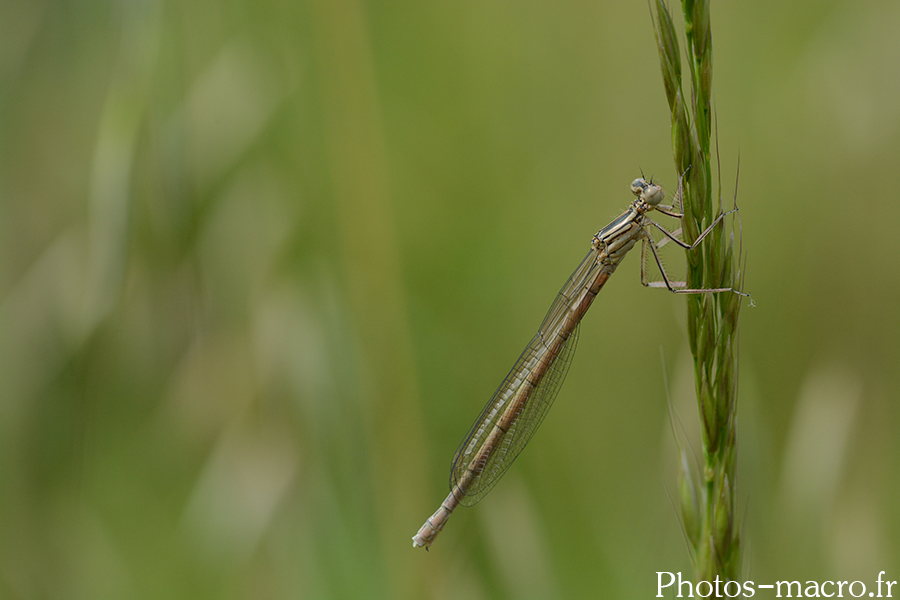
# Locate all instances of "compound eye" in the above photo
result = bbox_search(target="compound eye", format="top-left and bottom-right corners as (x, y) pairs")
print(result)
(631, 178), (647, 196)
(641, 183), (664, 206)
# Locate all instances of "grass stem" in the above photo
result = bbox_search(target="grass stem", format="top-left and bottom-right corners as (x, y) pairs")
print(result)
(651, 0), (744, 582)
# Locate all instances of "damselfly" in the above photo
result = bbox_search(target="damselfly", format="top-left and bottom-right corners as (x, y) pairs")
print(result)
(412, 177), (746, 548)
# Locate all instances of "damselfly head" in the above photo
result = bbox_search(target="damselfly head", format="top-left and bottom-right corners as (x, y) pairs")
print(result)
(631, 178), (664, 206)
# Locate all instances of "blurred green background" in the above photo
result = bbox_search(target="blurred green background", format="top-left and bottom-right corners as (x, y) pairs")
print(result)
(1, 0), (898, 598)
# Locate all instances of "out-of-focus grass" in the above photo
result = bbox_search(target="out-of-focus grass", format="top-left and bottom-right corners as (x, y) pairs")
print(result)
(1, 0), (898, 598)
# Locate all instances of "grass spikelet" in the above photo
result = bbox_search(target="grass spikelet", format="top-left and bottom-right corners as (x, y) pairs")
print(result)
(651, 0), (745, 583)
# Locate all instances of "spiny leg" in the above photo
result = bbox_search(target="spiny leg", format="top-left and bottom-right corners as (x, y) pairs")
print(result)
(649, 205), (739, 251)
(640, 236), (749, 297)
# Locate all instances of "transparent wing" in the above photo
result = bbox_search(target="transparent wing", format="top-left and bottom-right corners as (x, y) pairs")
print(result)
(450, 249), (603, 506)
